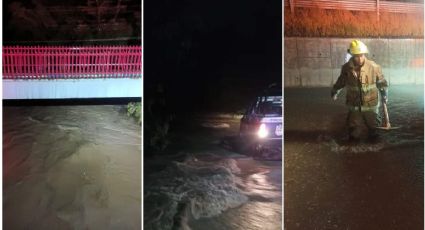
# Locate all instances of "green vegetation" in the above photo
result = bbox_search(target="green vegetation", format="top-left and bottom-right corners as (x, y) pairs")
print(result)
(127, 102), (142, 124)
(285, 8), (424, 38)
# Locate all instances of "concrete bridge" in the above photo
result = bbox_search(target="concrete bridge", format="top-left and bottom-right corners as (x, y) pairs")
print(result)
(2, 46), (142, 99)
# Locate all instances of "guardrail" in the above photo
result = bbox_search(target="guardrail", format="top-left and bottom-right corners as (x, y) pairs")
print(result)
(2, 46), (142, 79)
(284, 0), (423, 14)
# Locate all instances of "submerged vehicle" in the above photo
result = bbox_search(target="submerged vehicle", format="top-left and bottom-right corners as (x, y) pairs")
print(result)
(239, 84), (282, 160)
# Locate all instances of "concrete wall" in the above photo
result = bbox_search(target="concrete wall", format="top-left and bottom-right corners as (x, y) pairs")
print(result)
(284, 38), (424, 87)
(3, 78), (143, 99)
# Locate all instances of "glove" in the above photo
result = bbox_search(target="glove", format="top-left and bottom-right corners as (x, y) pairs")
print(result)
(331, 89), (338, 101)
(380, 88), (388, 103)
(382, 96), (388, 104)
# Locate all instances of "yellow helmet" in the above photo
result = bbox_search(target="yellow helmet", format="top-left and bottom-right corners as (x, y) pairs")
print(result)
(349, 40), (369, 55)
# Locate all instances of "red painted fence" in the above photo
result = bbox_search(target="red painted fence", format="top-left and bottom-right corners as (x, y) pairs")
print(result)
(2, 46), (142, 79)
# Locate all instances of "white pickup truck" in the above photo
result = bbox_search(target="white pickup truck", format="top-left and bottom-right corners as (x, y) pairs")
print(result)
(239, 85), (282, 160)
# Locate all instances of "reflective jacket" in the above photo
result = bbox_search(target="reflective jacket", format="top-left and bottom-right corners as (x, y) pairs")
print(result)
(333, 58), (388, 107)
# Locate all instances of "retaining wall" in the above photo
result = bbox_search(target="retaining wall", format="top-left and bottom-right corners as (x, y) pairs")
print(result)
(284, 38), (424, 87)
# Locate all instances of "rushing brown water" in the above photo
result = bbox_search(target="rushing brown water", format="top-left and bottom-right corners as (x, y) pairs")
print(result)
(3, 105), (141, 230)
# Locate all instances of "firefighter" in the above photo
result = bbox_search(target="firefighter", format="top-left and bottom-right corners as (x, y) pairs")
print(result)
(331, 40), (388, 141)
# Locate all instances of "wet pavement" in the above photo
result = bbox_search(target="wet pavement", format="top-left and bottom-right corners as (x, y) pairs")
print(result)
(284, 85), (424, 230)
(3, 105), (141, 230)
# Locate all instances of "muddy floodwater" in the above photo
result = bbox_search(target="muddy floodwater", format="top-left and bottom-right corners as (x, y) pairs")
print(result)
(3, 105), (141, 230)
(144, 114), (282, 230)
(284, 85), (424, 230)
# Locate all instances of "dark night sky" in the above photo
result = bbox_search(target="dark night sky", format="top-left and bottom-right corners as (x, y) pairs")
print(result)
(144, 0), (282, 112)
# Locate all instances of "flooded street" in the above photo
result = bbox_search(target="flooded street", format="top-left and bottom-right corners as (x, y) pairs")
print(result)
(144, 114), (282, 230)
(284, 85), (424, 230)
(3, 105), (141, 229)
(188, 157), (282, 230)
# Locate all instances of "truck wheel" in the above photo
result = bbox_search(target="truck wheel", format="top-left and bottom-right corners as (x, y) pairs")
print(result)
(237, 137), (255, 156)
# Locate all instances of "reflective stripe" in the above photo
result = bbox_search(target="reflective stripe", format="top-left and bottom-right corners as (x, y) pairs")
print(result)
(348, 105), (378, 112)
(347, 84), (377, 91)
(363, 84), (377, 91)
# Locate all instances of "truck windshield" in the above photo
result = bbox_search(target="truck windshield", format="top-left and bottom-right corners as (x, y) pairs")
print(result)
(255, 101), (282, 115)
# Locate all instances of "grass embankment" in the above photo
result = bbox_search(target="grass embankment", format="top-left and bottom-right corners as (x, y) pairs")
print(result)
(127, 102), (142, 124)
(285, 8), (424, 38)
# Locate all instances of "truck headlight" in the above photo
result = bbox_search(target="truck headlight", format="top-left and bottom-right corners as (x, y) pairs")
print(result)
(257, 123), (268, 138)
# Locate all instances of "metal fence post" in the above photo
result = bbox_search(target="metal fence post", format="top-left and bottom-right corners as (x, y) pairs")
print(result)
(289, 0), (295, 13)
(377, 0), (380, 22)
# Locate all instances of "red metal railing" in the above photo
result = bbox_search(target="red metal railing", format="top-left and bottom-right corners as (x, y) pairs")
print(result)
(284, 0), (424, 14)
(2, 46), (142, 79)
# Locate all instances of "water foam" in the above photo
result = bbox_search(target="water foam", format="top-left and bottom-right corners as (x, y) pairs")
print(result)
(144, 157), (248, 230)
